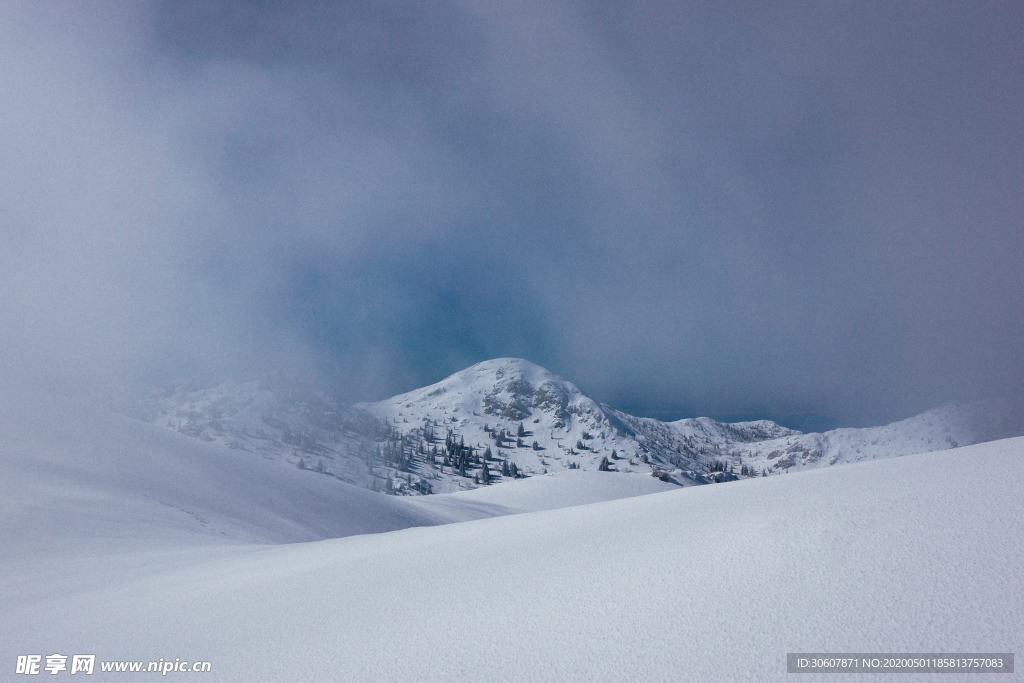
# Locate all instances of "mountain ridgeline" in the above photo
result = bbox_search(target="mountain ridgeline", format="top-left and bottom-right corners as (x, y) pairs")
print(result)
(141, 358), (1016, 495)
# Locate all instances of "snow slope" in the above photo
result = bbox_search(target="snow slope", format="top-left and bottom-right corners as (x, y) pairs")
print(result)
(0, 392), (448, 550)
(0, 392), (680, 609)
(137, 375), (389, 490)
(406, 469), (682, 523)
(0, 390), (688, 548)
(3, 413), (1021, 681)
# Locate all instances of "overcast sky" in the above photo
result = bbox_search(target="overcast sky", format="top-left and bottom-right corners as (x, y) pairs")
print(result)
(1, 0), (1021, 430)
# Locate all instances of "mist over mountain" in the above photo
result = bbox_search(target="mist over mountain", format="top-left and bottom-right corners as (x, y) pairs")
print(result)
(2, 1), (1021, 432)
(140, 358), (1022, 496)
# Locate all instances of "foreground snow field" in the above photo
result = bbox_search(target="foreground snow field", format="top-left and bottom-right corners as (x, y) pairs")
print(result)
(2, 395), (1021, 681)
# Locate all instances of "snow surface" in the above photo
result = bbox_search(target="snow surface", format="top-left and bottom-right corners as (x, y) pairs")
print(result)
(3, 391), (1021, 681)
(406, 469), (682, 523)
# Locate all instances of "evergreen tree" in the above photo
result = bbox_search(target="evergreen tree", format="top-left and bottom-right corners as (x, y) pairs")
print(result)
(598, 456), (610, 471)
(517, 422), (526, 437)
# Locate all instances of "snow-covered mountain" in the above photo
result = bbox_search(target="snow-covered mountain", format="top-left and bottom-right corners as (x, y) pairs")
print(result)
(359, 357), (1019, 483)
(358, 357), (709, 486)
(142, 358), (1020, 495)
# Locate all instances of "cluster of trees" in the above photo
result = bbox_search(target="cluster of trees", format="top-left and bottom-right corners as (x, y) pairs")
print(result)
(488, 425), (507, 446)
(371, 473), (430, 494)
(442, 430), (480, 477)
(378, 438), (415, 472)
(485, 422), (537, 451)
(706, 459), (764, 478)
(361, 419), (530, 493)
(739, 463), (766, 477)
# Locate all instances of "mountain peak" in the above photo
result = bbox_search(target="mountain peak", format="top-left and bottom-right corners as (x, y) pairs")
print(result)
(355, 358), (664, 483)
(445, 357), (567, 387)
(363, 358), (591, 426)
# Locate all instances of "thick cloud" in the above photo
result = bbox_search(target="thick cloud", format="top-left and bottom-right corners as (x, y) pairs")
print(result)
(1, 0), (1021, 429)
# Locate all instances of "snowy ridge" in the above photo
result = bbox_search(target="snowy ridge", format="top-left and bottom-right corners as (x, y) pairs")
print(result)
(605, 408), (800, 477)
(722, 401), (1020, 475)
(143, 359), (1020, 495)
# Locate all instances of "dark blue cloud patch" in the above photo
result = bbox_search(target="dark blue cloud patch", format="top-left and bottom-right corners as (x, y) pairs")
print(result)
(267, 227), (559, 401)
